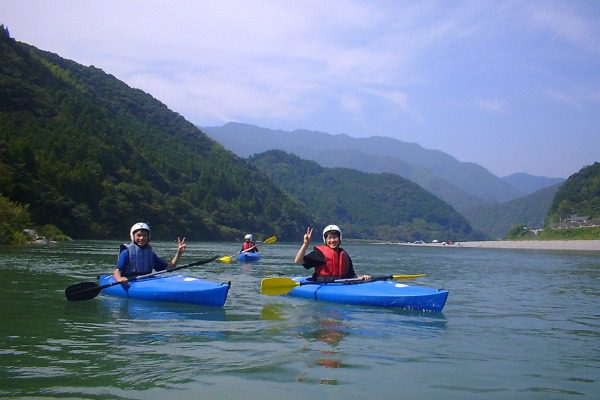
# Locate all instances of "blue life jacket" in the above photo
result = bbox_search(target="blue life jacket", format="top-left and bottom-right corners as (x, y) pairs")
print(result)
(120, 243), (156, 276)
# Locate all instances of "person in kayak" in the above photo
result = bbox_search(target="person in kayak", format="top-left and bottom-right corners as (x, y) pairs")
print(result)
(294, 225), (371, 282)
(113, 222), (187, 283)
(241, 233), (258, 253)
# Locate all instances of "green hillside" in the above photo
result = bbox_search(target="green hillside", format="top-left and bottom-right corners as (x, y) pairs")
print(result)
(0, 27), (311, 241)
(546, 162), (600, 226)
(249, 150), (477, 242)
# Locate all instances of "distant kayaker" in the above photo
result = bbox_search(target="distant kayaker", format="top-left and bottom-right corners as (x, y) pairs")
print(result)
(241, 233), (258, 253)
(294, 225), (371, 282)
(113, 222), (187, 283)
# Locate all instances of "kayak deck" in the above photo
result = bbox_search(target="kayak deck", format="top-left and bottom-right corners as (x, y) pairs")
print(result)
(288, 277), (448, 311)
(98, 274), (230, 307)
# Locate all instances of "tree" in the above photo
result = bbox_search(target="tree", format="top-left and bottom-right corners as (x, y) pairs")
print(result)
(0, 194), (30, 244)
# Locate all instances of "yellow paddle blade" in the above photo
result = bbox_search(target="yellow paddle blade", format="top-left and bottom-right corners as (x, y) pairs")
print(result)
(390, 274), (427, 280)
(262, 235), (277, 244)
(218, 255), (233, 263)
(260, 277), (299, 296)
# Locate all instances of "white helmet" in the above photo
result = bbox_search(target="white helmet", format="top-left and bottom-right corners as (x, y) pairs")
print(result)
(244, 234), (253, 241)
(322, 224), (342, 243)
(130, 222), (151, 241)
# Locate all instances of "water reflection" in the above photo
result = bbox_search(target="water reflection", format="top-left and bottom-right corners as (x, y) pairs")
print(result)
(97, 296), (227, 322)
(299, 309), (350, 385)
(310, 314), (346, 371)
(260, 303), (288, 321)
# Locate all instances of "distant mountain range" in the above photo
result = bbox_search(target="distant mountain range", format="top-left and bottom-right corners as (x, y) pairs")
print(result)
(203, 123), (563, 214)
(203, 123), (565, 237)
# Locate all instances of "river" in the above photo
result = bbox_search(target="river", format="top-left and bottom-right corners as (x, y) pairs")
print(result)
(1, 240), (598, 399)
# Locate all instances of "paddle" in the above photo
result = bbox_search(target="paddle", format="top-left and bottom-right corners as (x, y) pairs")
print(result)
(218, 235), (278, 263)
(260, 274), (427, 296)
(65, 255), (220, 302)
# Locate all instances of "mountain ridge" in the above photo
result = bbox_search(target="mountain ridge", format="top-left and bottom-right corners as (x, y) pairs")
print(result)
(203, 122), (535, 210)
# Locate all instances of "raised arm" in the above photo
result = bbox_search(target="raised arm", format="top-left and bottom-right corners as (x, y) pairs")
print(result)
(294, 227), (313, 264)
(168, 237), (187, 268)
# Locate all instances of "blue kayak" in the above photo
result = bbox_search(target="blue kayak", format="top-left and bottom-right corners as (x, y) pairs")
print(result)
(287, 277), (448, 311)
(98, 274), (231, 307)
(238, 251), (260, 262)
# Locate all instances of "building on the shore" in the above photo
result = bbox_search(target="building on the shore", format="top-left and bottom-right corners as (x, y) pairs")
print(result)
(550, 215), (600, 229)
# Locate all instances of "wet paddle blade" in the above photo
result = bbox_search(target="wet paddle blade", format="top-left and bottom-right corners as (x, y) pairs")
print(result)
(65, 281), (102, 302)
(218, 255), (233, 263)
(260, 277), (299, 296)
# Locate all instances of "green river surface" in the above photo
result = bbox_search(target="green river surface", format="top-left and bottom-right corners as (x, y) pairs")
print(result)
(1, 240), (598, 399)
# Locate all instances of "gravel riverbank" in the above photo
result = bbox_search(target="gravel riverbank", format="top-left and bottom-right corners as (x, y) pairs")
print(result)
(401, 240), (600, 251)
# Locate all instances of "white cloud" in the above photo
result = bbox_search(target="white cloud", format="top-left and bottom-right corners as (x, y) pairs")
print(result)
(531, 2), (600, 55)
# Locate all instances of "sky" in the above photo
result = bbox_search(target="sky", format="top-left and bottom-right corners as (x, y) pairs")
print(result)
(2, 0), (599, 178)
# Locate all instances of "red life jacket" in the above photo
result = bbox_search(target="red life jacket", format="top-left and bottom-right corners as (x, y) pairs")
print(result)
(314, 245), (351, 278)
(242, 241), (257, 252)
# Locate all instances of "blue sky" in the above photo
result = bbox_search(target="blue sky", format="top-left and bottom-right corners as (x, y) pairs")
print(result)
(2, 0), (599, 178)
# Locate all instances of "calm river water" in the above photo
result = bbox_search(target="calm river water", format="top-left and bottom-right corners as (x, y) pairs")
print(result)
(1, 240), (598, 399)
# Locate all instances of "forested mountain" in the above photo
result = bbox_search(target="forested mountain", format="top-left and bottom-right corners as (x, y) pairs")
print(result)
(203, 122), (528, 210)
(463, 184), (561, 239)
(546, 162), (600, 225)
(249, 150), (478, 242)
(0, 27), (311, 241)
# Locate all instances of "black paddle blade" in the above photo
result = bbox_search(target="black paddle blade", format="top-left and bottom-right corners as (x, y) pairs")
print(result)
(65, 281), (102, 302)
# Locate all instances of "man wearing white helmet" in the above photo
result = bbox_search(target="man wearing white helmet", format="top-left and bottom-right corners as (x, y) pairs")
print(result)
(294, 225), (370, 282)
(241, 233), (258, 253)
(113, 222), (187, 283)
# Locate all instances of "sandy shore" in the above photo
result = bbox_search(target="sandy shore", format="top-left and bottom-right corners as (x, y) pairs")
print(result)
(404, 240), (600, 251)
